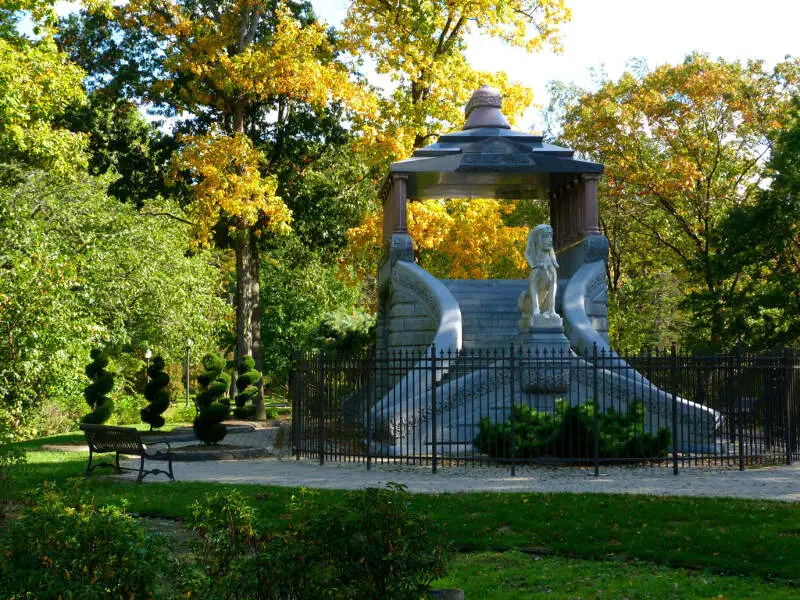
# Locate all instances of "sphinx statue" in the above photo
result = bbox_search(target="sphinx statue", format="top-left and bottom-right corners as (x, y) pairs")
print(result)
(519, 224), (560, 329)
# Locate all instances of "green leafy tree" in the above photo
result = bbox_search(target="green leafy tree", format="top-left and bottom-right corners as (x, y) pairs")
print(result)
(259, 240), (365, 385)
(82, 348), (114, 424)
(193, 353), (231, 445)
(560, 55), (800, 350)
(0, 9), (87, 184)
(0, 170), (230, 438)
(57, 94), (188, 207)
(141, 356), (170, 430)
(686, 101), (800, 350)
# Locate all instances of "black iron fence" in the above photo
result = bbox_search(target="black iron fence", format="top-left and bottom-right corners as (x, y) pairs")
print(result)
(290, 346), (800, 474)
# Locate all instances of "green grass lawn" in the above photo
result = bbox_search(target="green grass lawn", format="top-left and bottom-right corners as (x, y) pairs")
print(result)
(4, 433), (800, 598)
(436, 551), (800, 599)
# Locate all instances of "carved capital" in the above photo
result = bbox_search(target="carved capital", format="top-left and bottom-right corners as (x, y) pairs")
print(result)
(583, 235), (609, 264)
(389, 233), (415, 264)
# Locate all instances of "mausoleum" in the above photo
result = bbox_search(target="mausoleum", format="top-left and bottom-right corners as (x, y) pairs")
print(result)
(370, 86), (717, 456)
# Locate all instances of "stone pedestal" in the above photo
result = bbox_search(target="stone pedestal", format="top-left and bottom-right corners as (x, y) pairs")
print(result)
(516, 315), (571, 392)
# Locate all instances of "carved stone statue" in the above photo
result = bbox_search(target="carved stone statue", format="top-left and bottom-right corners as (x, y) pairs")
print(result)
(519, 224), (559, 328)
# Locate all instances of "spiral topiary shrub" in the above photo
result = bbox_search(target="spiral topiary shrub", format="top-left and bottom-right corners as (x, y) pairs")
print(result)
(81, 348), (114, 425)
(233, 355), (260, 419)
(193, 353), (230, 445)
(141, 356), (170, 430)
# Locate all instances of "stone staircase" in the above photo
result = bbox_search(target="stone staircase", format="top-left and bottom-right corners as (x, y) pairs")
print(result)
(441, 279), (527, 352)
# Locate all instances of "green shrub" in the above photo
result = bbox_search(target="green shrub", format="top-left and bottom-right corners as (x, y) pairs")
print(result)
(165, 401), (195, 424)
(314, 309), (376, 355)
(81, 348), (115, 425)
(233, 355), (260, 419)
(0, 485), (170, 599)
(474, 399), (671, 460)
(141, 356), (171, 430)
(187, 483), (449, 600)
(193, 353), (230, 445)
(109, 393), (144, 426)
(265, 407), (279, 420)
(0, 414), (25, 514)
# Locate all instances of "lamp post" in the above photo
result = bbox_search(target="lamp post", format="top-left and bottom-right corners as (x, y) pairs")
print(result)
(145, 348), (152, 383)
(185, 338), (193, 408)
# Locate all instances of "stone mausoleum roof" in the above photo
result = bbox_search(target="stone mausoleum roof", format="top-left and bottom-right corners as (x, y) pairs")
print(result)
(390, 85), (603, 200)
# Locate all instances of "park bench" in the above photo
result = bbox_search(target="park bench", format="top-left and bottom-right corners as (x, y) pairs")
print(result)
(79, 424), (175, 483)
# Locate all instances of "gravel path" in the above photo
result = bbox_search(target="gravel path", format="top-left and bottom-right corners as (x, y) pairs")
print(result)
(119, 452), (800, 502)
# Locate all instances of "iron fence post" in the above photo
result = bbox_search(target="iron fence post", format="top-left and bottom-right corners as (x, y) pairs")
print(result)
(367, 352), (373, 471)
(510, 344), (516, 477)
(291, 352), (299, 461)
(318, 353), (325, 466)
(593, 343), (600, 477)
(671, 343), (679, 475)
(785, 348), (792, 466)
(737, 348), (745, 471)
(431, 344), (437, 474)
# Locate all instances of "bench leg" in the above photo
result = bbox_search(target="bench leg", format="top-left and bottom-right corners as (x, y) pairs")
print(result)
(115, 451), (122, 473)
(85, 449), (93, 476)
(137, 456), (146, 483)
(167, 456), (175, 482)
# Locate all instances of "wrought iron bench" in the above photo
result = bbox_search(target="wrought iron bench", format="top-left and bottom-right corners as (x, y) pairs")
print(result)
(79, 424), (175, 483)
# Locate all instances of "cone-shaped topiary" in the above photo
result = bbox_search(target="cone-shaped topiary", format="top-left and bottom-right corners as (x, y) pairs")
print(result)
(233, 355), (260, 419)
(193, 353), (230, 445)
(81, 348), (114, 425)
(141, 356), (170, 430)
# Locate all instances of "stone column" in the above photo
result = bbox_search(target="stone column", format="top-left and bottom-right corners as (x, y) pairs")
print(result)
(566, 179), (579, 245)
(387, 173), (414, 263)
(382, 180), (393, 248)
(392, 173), (409, 235)
(583, 173), (602, 237)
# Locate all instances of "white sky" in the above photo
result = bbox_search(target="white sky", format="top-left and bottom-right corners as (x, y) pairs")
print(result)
(312, 0), (800, 131)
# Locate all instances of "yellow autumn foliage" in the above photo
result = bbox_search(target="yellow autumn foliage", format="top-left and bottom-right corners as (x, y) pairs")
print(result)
(122, 1), (376, 118)
(117, 1), (377, 245)
(171, 130), (289, 247)
(344, 0), (570, 160)
(346, 199), (528, 280)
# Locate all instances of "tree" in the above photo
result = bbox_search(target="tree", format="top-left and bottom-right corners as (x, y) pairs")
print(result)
(687, 101), (800, 350)
(114, 0), (375, 418)
(344, 0), (570, 158)
(560, 54), (800, 350)
(0, 170), (231, 437)
(258, 238), (367, 384)
(57, 94), (187, 207)
(0, 15), (87, 184)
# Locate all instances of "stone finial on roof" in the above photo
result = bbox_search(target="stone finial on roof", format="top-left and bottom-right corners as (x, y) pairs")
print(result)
(464, 85), (511, 130)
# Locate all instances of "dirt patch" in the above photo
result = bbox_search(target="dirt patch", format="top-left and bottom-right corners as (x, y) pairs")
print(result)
(40, 443), (87, 452)
(156, 444), (273, 462)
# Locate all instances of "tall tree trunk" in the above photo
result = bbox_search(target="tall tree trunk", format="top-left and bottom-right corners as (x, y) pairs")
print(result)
(235, 226), (267, 419)
(235, 226), (255, 382)
(232, 101), (266, 418)
(249, 233), (266, 420)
